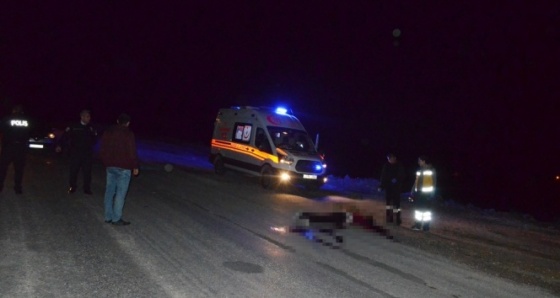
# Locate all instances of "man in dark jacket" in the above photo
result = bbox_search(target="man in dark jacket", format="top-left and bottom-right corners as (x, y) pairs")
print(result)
(0, 105), (32, 194)
(378, 153), (406, 225)
(99, 113), (139, 226)
(56, 109), (98, 194)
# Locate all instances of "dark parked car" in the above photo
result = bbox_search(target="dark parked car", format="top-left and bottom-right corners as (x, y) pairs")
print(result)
(28, 123), (64, 152)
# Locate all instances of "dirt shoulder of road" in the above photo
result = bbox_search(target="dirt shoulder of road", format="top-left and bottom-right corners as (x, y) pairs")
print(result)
(237, 181), (560, 295)
(339, 197), (560, 295)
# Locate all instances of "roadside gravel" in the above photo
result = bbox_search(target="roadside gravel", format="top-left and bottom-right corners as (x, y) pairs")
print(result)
(381, 202), (560, 295)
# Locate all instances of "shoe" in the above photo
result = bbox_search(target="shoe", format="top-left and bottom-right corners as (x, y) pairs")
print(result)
(68, 187), (76, 194)
(14, 188), (22, 194)
(412, 223), (421, 231)
(104, 220), (112, 224)
(84, 190), (93, 195)
(112, 219), (131, 226)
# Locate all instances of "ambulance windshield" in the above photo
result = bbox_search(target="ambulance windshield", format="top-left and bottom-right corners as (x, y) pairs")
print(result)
(268, 127), (316, 153)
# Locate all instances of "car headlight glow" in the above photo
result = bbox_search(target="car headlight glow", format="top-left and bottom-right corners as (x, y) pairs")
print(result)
(279, 172), (291, 181)
(279, 155), (294, 165)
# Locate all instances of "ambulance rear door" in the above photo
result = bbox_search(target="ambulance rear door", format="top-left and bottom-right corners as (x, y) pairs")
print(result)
(227, 121), (262, 173)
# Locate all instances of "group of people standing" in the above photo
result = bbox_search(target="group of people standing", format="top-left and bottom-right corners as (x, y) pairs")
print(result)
(378, 153), (437, 231)
(2, 105), (435, 231)
(0, 106), (139, 226)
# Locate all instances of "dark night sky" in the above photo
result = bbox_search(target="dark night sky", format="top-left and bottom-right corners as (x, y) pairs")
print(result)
(1, 1), (559, 217)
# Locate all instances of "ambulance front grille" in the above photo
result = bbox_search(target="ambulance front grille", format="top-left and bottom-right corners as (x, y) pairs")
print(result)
(295, 160), (323, 174)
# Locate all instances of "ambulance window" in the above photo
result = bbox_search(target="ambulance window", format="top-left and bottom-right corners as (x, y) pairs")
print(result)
(233, 123), (252, 144)
(255, 128), (272, 154)
(267, 127), (315, 153)
(272, 132), (285, 147)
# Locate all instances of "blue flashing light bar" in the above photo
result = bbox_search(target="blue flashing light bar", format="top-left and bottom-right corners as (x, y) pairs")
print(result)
(275, 107), (288, 115)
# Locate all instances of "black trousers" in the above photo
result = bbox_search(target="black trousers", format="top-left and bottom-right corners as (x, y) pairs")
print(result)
(385, 188), (401, 209)
(69, 153), (93, 190)
(413, 193), (433, 209)
(385, 187), (401, 223)
(0, 145), (27, 191)
(412, 192), (434, 230)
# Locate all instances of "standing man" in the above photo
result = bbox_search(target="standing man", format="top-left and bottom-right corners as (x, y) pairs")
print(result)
(409, 155), (437, 231)
(378, 153), (406, 225)
(0, 105), (32, 194)
(56, 109), (98, 194)
(99, 113), (139, 226)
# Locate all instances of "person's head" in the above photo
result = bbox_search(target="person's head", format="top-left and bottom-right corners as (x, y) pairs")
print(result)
(80, 109), (91, 124)
(418, 155), (429, 167)
(117, 113), (131, 126)
(11, 104), (24, 115)
(387, 153), (397, 164)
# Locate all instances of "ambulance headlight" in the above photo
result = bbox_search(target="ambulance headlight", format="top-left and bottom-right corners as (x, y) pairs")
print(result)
(314, 164), (323, 171)
(279, 155), (294, 165)
(279, 172), (291, 181)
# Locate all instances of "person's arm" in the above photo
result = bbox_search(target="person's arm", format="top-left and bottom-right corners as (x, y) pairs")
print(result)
(432, 167), (437, 198)
(409, 170), (417, 202)
(55, 126), (71, 152)
(378, 164), (386, 191)
(128, 132), (140, 176)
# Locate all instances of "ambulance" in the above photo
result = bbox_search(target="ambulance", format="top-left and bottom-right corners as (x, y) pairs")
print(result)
(210, 106), (327, 189)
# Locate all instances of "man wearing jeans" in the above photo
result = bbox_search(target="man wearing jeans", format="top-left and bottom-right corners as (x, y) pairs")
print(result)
(99, 113), (139, 226)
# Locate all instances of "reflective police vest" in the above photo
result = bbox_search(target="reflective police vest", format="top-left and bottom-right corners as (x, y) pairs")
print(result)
(1, 115), (31, 146)
(10, 119), (29, 127)
(413, 168), (435, 193)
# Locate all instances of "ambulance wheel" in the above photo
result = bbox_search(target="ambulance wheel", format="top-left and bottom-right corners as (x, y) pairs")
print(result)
(260, 165), (275, 189)
(213, 155), (226, 175)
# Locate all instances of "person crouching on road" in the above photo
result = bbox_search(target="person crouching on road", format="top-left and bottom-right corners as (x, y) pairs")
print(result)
(99, 113), (139, 226)
(378, 153), (406, 225)
(409, 155), (436, 231)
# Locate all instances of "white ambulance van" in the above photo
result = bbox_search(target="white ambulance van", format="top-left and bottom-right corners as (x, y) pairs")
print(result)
(210, 106), (327, 189)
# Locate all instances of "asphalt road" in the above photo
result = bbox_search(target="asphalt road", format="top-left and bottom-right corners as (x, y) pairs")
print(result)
(0, 150), (555, 297)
